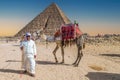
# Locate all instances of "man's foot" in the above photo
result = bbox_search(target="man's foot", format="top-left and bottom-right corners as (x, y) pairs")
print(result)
(30, 73), (35, 77)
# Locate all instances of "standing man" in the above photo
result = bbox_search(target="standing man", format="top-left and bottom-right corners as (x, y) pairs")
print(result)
(20, 32), (37, 77)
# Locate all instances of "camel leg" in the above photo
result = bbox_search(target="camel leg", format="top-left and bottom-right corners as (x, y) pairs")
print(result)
(60, 46), (64, 64)
(72, 46), (80, 66)
(75, 47), (83, 67)
(76, 50), (83, 66)
(52, 45), (59, 63)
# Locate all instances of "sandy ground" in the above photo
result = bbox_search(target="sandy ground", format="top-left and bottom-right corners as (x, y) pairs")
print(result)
(0, 41), (120, 80)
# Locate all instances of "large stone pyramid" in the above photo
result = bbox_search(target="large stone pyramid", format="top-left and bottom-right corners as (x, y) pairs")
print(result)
(15, 3), (71, 37)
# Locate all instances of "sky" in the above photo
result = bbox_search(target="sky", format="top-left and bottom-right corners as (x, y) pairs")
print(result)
(0, 0), (120, 36)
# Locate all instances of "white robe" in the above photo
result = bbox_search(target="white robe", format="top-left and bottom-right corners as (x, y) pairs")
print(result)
(20, 40), (37, 74)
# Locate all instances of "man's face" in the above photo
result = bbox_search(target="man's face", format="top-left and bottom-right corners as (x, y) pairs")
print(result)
(26, 36), (30, 40)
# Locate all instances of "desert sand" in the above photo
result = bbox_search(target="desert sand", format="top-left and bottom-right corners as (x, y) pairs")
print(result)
(0, 41), (120, 80)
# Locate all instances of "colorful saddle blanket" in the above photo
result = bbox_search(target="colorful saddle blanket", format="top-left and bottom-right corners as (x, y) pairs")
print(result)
(54, 23), (83, 41)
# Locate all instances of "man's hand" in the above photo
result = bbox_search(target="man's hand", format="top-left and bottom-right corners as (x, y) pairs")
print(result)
(34, 55), (36, 58)
(20, 47), (23, 50)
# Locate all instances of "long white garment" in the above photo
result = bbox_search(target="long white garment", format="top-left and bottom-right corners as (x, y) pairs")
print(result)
(20, 40), (37, 74)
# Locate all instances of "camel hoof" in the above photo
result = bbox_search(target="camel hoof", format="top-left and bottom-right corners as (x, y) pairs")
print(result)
(55, 61), (58, 63)
(72, 63), (76, 65)
(60, 61), (64, 64)
(74, 64), (78, 67)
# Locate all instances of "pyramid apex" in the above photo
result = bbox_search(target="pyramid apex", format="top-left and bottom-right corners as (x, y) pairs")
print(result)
(51, 2), (57, 5)
(49, 2), (58, 7)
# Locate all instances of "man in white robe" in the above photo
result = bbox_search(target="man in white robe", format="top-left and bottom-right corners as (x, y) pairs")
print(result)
(20, 32), (37, 77)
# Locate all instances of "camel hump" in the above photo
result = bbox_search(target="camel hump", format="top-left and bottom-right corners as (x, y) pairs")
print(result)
(61, 23), (83, 40)
(54, 23), (83, 41)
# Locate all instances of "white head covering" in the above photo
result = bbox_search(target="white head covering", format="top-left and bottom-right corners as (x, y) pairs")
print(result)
(26, 32), (31, 37)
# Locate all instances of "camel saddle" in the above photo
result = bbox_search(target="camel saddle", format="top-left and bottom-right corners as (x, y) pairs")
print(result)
(54, 23), (83, 41)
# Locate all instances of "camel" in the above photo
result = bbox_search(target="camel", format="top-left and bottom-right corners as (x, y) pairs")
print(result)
(33, 24), (85, 67)
(52, 34), (85, 67)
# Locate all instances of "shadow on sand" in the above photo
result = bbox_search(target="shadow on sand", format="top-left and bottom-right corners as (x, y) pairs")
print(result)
(12, 44), (20, 46)
(100, 54), (120, 57)
(0, 69), (21, 74)
(6, 60), (21, 62)
(36, 60), (71, 66)
(86, 72), (120, 80)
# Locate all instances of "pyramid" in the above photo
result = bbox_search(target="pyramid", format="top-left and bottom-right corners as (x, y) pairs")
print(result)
(15, 3), (71, 37)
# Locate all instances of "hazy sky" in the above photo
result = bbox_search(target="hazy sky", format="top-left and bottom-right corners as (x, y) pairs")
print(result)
(0, 0), (120, 36)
